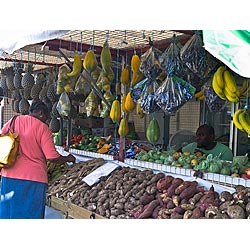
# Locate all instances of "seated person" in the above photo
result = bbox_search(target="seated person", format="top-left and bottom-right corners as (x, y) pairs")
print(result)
(181, 124), (233, 161)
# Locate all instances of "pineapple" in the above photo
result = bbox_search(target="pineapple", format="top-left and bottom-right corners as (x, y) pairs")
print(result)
(31, 83), (43, 101)
(51, 101), (61, 118)
(21, 63), (35, 88)
(4, 66), (15, 91)
(13, 99), (21, 113)
(49, 116), (60, 133)
(19, 96), (30, 115)
(47, 83), (58, 103)
(14, 63), (23, 89)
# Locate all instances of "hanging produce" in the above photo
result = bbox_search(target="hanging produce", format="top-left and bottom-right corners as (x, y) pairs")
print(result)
(21, 63), (35, 89)
(83, 49), (98, 73)
(118, 117), (129, 137)
(233, 108), (250, 135)
(180, 32), (207, 78)
(212, 66), (240, 103)
(100, 90), (114, 118)
(121, 94), (128, 114)
(154, 75), (196, 115)
(67, 53), (82, 77)
(56, 92), (71, 118)
(203, 83), (228, 113)
(120, 67), (130, 86)
(124, 91), (136, 112)
(136, 99), (145, 118)
(13, 62), (23, 89)
(140, 46), (163, 81)
(159, 36), (186, 77)
(131, 53), (144, 87)
(146, 117), (160, 144)
(110, 99), (121, 123)
(84, 90), (99, 117)
(100, 41), (112, 73)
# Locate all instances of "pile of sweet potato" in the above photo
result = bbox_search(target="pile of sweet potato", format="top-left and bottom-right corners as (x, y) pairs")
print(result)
(130, 175), (250, 219)
(47, 159), (250, 219)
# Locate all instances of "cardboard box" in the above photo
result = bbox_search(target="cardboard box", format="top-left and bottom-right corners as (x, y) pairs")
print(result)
(74, 117), (104, 128)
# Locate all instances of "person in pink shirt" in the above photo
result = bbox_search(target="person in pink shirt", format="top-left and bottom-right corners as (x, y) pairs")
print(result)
(0, 100), (75, 219)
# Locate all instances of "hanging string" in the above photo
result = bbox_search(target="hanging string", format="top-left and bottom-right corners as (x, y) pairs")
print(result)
(105, 31), (109, 43)
(69, 35), (72, 54)
(246, 79), (249, 110)
(114, 42), (121, 140)
(115, 43), (121, 99)
(80, 32), (83, 55)
(133, 37), (137, 55)
(90, 31), (95, 51)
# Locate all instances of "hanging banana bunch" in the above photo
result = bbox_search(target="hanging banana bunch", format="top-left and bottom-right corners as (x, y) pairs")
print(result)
(239, 79), (250, 98)
(194, 89), (205, 101)
(233, 108), (250, 135)
(212, 66), (240, 103)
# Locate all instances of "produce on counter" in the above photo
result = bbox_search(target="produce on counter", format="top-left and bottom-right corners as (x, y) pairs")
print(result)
(47, 157), (250, 219)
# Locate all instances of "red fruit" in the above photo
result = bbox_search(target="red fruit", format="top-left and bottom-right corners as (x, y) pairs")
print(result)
(241, 173), (250, 179)
(245, 168), (250, 176)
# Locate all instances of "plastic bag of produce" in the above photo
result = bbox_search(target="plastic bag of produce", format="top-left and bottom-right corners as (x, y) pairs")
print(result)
(155, 75), (196, 115)
(131, 78), (150, 102)
(159, 36), (187, 77)
(203, 83), (227, 112)
(84, 90), (100, 117)
(140, 46), (163, 80)
(180, 32), (207, 77)
(56, 92), (71, 117)
(139, 80), (161, 114)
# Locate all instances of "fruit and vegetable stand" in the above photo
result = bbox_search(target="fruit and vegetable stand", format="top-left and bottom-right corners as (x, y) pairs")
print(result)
(44, 147), (250, 219)
(2, 30), (250, 219)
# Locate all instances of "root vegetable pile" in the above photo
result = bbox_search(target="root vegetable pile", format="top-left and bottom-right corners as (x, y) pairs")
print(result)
(47, 159), (250, 219)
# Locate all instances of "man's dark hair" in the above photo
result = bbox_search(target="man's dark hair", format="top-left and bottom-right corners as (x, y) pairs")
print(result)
(29, 100), (49, 117)
(198, 124), (215, 135)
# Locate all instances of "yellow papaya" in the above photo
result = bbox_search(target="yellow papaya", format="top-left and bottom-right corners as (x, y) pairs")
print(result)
(131, 54), (141, 72)
(121, 95), (128, 113)
(120, 67), (130, 85)
(67, 53), (82, 77)
(124, 91), (135, 112)
(146, 118), (160, 144)
(100, 41), (112, 73)
(110, 99), (121, 123)
(131, 71), (144, 87)
(83, 50), (98, 73)
(118, 117), (129, 137)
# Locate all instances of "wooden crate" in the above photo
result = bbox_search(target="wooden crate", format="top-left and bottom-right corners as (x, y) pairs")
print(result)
(46, 195), (104, 219)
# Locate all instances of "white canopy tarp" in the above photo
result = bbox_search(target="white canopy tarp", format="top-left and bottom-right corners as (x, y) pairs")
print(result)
(0, 30), (69, 57)
(203, 30), (250, 78)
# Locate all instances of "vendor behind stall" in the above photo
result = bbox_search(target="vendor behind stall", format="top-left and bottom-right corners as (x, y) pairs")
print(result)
(181, 124), (233, 161)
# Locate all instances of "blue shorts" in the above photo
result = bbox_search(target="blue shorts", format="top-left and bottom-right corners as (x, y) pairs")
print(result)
(0, 176), (48, 219)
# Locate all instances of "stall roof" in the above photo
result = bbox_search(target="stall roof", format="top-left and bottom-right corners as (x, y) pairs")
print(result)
(0, 30), (194, 71)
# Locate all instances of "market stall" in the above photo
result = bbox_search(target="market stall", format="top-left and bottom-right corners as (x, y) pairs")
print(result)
(1, 30), (250, 219)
